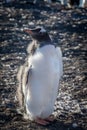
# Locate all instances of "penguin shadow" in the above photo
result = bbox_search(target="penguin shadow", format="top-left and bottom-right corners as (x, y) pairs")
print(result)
(29, 117), (85, 130)
(0, 103), (85, 130)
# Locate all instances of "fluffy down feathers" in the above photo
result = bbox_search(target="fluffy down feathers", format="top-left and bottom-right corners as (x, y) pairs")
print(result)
(24, 45), (63, 120)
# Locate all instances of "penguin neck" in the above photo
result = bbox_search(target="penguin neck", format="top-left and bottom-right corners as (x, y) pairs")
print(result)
(33, 39), (54, 48)
(28, 39), (55, 55)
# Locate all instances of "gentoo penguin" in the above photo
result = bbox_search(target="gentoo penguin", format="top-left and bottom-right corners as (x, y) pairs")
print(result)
(17, 27), (63, 125)
(66, 0), (86, 8)
(79, 0), (86, 7)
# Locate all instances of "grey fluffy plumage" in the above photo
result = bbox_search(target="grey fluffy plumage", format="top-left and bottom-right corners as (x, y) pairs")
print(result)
(16, 27), (63, 121)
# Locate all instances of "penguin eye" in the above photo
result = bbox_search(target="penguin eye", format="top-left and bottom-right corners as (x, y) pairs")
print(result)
(36, 28), (41, 33)
(39, 28), (46, 34)
(39, 31), (42, 34)
(39, 29), (45, 34)
(39, 31), (44, 35)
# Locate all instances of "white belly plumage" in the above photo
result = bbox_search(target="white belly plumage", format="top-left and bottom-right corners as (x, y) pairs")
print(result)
(25, 45), (63, 120)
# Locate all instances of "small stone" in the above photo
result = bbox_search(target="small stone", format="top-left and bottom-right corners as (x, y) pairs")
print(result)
(72, 123), (78, 128)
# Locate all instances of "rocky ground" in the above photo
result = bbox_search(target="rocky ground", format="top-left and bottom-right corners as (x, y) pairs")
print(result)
(0, 1), (87, 130)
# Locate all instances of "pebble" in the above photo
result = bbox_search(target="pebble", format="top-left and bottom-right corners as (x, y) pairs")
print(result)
(72, 123), (78, 128)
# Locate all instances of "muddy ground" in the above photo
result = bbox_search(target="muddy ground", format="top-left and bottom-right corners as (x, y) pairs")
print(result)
(0, 1), (87, 130)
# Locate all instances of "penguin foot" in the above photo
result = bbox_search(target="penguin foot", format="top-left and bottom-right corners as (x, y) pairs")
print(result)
(35, 115), (55, 125)
(45, 115), (55, 122)
(35, 117), (49, 125)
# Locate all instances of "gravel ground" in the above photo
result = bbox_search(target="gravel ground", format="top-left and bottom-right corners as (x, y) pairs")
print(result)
(0, 1), (87, 130)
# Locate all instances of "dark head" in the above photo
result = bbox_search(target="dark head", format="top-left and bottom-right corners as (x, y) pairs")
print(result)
(24, 27), (51, 42)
